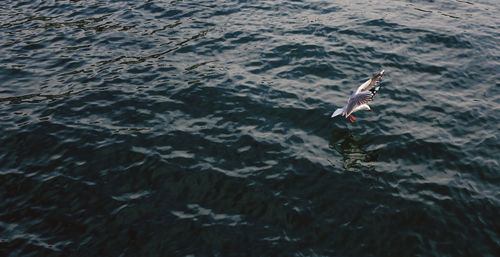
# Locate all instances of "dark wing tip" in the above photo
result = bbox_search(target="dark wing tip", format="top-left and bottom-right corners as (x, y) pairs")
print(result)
(373, 70), (385, 81)
(363, 70), (385, 92)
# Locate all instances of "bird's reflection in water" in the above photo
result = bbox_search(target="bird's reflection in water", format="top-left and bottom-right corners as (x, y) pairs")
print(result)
(328, 126), (378, 172)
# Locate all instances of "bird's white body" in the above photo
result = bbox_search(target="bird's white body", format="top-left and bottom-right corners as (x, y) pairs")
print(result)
(331, 70), (385, 121)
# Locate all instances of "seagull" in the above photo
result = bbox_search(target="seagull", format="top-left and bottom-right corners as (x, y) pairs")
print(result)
(331, 70), (385, 122)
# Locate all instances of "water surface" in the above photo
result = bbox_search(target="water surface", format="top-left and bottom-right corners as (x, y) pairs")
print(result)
(1, 0), (499, 256)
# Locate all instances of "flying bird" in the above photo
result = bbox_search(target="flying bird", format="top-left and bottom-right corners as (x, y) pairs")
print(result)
(331, 70), (385, 122)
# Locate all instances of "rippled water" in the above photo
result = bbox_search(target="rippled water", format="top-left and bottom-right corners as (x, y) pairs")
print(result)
(1, 0), (499, 256)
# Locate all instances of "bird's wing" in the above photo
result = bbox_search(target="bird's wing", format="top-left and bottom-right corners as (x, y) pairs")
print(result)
(345, 91), (374, 115)
(331, 107), (344, 118)
(355, 70), (385, 94)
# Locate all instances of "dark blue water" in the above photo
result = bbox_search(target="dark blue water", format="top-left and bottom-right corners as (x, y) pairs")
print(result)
(1, 0), (499, 256)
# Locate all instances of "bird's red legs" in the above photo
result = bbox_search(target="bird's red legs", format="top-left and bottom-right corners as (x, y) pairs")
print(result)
(348, 116), (355, 122)
(370, 108), (374, 112)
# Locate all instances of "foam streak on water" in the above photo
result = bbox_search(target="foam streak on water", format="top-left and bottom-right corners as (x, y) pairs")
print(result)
(0, 0), (499, 256)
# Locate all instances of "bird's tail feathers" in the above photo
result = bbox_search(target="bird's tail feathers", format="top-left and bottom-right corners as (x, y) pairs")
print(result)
(331, 108), (344, 118)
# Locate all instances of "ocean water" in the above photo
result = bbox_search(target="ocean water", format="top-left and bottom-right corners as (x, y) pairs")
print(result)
(0, 0), (499, 256)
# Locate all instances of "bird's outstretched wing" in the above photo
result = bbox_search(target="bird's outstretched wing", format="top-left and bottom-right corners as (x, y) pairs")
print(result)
(345, 91), (374, 115)
(355, 70), (385, 94)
